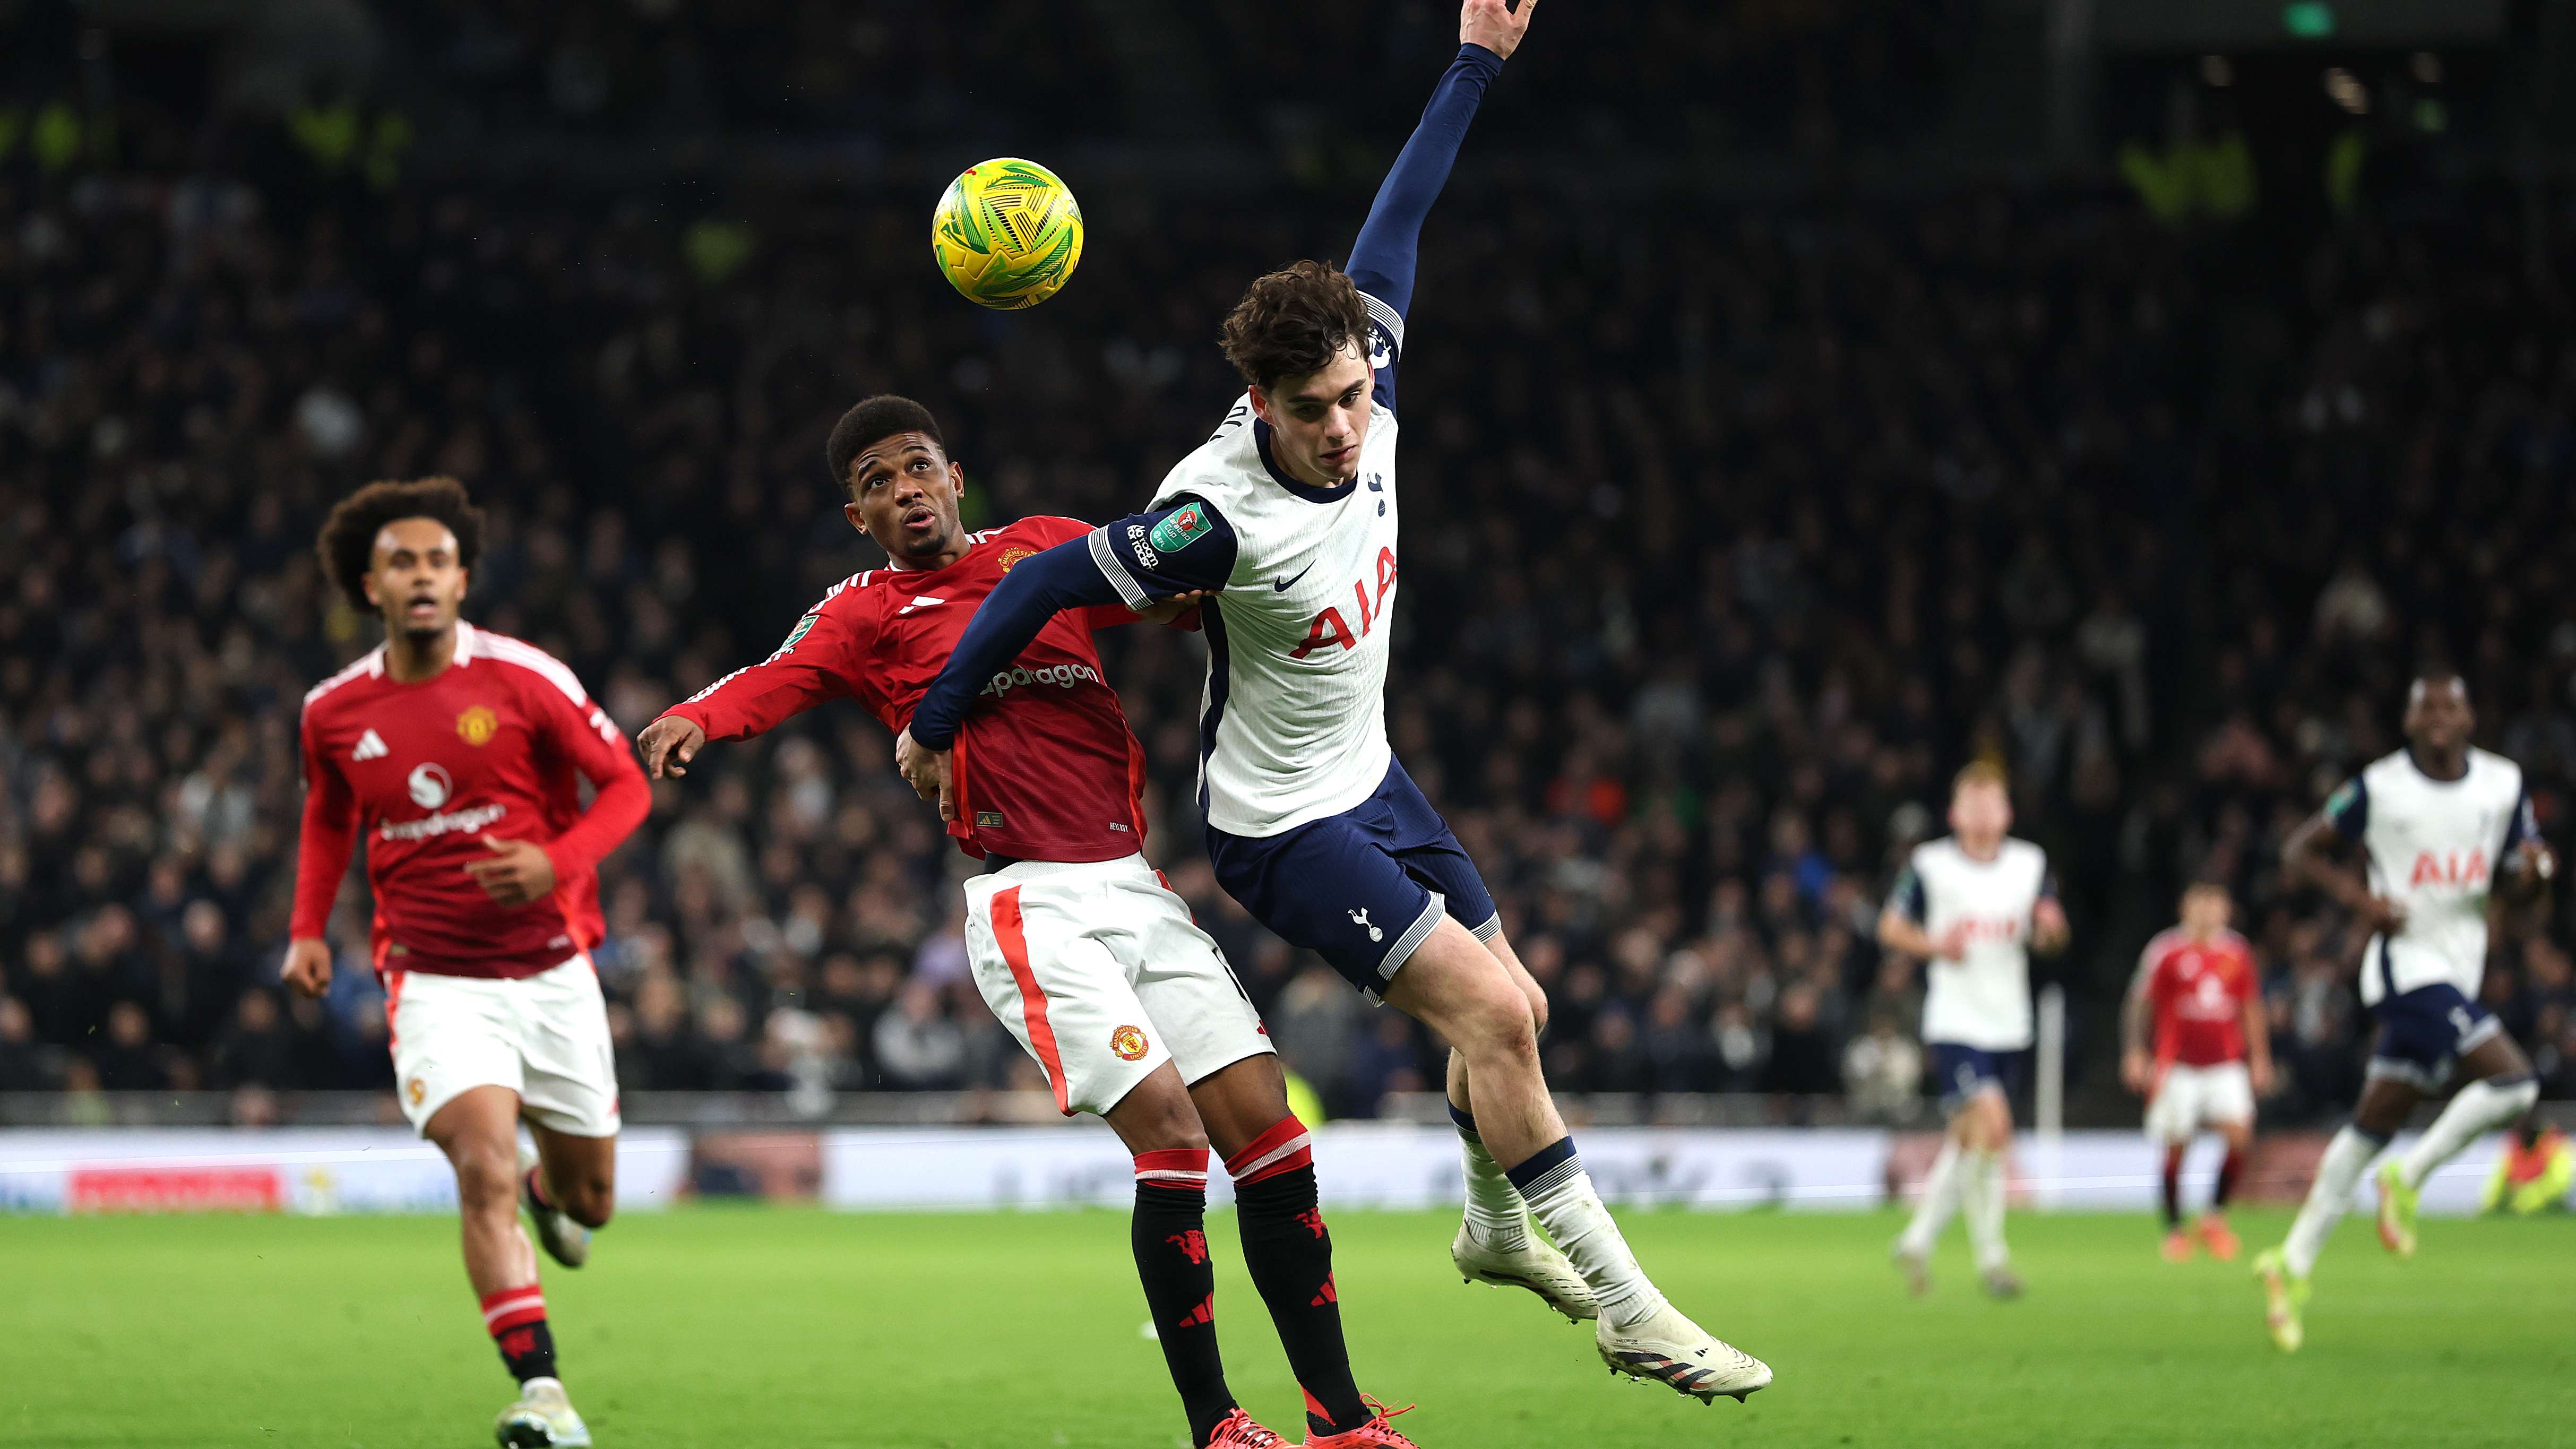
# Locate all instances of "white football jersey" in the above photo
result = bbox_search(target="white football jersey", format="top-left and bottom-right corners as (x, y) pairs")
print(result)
(2331, 747), (2531, 1005)
(1091, 294), (1408, 838)
(1894, 836), (2053, 1051)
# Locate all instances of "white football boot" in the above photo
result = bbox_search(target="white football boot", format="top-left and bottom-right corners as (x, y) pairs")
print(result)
(1451, 1222), (1598, 1322)
(519, 1144), (590, 1269)
(1596, 1301), (1774, 1404)
(495, 1377), (592, 1448)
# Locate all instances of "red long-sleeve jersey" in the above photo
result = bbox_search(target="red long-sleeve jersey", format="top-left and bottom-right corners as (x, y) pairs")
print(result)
(660, 516), (1158, 864)
(2140, 928), (2259, 1068)
(294, 623), (650, 978)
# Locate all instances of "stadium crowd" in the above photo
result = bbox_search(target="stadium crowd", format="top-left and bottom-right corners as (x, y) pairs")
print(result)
(4, 65), (2576, 1127)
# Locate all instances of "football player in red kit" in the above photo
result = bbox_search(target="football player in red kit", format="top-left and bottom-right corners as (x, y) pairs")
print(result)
(2122, 883), (2273, 1262)
(635, 396), (1412, 1449)
(287, 478), (648, 1448)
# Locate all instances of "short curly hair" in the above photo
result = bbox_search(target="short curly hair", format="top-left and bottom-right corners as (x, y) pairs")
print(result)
(1220, 260), (1372, 391)
(825, 394), (945, 497)
(315, 477), (485, 613)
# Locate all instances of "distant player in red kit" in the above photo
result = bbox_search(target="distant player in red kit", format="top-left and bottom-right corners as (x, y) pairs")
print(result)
(287, 478), (648, 1448)
(635, 396), (1414, 1449)
(2121, 883), (2272, 1263)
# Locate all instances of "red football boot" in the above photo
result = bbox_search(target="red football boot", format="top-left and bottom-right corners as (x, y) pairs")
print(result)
(1300, 1396), (1420, 1448)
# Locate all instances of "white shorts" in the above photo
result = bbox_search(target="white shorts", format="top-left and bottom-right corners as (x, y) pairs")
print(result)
(961, 854), (1274, 1117)
(2144, 1062), (2255, 1144)
(385, 954), (621, 1138)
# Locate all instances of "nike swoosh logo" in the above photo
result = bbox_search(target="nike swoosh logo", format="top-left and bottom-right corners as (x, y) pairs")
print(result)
(1273, 565), (1314, 592)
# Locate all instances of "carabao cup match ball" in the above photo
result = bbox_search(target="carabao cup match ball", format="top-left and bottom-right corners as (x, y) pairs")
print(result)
(931, 158), (1085, 309)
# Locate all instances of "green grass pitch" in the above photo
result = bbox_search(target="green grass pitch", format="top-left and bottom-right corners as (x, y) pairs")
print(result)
(3, 1206), (2569, 1447)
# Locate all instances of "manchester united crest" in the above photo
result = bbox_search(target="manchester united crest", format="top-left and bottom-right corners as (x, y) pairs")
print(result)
(998, 547), (1035, 574)
(1110, 1024), (1149, 1062)
(456, 705), (499, 746)
(406, 1077), (426, 1107)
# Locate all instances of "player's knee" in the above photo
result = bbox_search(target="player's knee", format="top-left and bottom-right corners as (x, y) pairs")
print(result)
(1109, 1081), (1211, 1155)
(451, 1146), (520, 1218)
(561, 1171), (615, 1228)
(1520, 974), (1550, 1038)
(1451, 973), (1539, 1065)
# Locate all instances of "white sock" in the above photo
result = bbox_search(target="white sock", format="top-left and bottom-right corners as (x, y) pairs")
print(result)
(2284, 1125), (2384, 1279)
(2399, 1077), (2540, 1190)
(1511, 1141), (1667, 1329)
(1451, 1106), (1529, 1251)
(1898, 1140), (1963, 1256)
(1961, 1149), (2010, 1272)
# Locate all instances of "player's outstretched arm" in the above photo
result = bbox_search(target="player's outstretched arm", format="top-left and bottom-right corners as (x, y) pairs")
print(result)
(906, 541), (1134, 754)
(1343, 0), (1530, 326)
(646, 602), (868, 778)
(910, 504), (1238, 754)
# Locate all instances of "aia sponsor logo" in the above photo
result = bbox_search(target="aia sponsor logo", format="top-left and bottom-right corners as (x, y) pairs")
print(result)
(1110, 1024), (1149, 1062)
(2408, 848), (2489, 888)
(1951, 916), (2025, 943)
(1289, 546), (1400, 660)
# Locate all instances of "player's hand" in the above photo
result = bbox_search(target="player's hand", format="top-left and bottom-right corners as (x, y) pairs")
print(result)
(2032, 899), (2072, 954)
(894, 728), (955, 822)
(1461, 0), (1535, 59)
(463, 833), (558, 907)
(2515, 841), (2557, 887)
(638, 715), (707, 778)
(2355, 893), (2408, 935)
(1139, 589), (1210, 627)
(2121, 1048), (2155, 1097)
(1933, 923), (1972, 961)
(2251, 1057), (2277, 1098)
(280, 938), (334, 999)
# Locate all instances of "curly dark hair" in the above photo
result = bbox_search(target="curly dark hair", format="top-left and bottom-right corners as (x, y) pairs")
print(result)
(315, 477), (485, 613)
(1219, 260), (1372, 391)
(825, 394), (945, 496)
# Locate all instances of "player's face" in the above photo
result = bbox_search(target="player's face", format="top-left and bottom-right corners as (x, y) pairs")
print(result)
(2182, 887), (2230, 935)
(1949, 780), (2011, 844)
(1248, 342), (1372, 487)
(845, 432), (966, 564)
(2402, 677), (2473, 755)
(363, 518), (467, 641)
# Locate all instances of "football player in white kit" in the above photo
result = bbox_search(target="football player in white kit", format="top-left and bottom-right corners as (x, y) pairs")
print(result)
(2254, 674), (2552, 1351)
(900, 0), (1772, 1409)
(1878, 763), (2070, 1300)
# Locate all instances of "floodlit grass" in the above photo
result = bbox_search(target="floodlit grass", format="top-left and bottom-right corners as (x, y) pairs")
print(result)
(2, 1205), (2568, 1446)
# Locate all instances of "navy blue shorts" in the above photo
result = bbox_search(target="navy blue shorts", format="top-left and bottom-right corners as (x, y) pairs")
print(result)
(2368, 982), (2502, 1090)
(1929, 1043), (2026, 1114)
(1205, 759), (1500, 1000)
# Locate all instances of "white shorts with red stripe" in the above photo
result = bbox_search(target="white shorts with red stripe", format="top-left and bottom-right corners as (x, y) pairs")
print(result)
(961, 853), (1275, 1117)
(385, 953), (621, 1138)
(2143, 1060), (2255, 1144)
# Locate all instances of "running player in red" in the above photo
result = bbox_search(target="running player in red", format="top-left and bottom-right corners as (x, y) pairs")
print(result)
(286, 478), (649, 1448)
(2121, 883), (2272, 1263)
(635, 396), (1414, 1449)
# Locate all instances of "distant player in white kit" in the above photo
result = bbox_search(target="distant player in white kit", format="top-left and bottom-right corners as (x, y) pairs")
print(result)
(901, 0), (1773, 1408)
(1879, 763), (2070, 1299)
(2255, 673), (2552, 1351)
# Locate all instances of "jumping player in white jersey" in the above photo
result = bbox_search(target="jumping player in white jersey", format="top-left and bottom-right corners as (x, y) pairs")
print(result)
(1878, 763), (2070, 1300)
(898, 0), (1771, 1407)
(2254, 673), (2552, 1351)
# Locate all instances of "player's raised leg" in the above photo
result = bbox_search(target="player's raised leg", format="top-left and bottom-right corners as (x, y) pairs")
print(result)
(523, 1124), (614, 1270)
(1446, 1050), (1595, 1322)
(2381, 1033), (2541, 1250)
(1387, 920), (1771, 1403)
(426, 1086), (592, 1448)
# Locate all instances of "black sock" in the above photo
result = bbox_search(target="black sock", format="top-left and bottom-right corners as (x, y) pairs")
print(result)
(1132, 1154), (1235, 1447)
(2213, 1149), (2244, 1209)
(1234, 1160), (1368, 1437)
(496, 1321), (556, 1383)
(2160, 1151), (2182, 1229)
